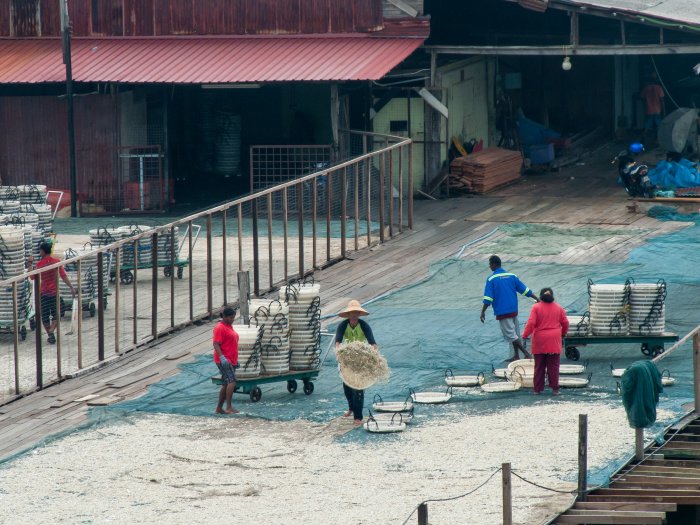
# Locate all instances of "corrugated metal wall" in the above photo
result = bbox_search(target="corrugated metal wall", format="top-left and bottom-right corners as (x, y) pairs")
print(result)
(0, 95), (118, 210)
(0, 0), (383, 37)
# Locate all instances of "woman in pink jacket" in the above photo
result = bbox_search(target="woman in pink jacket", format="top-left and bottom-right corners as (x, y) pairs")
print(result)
(522, 288), (569, 395)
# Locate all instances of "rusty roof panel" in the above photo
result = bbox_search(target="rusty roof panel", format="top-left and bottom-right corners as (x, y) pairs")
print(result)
(0, 21), (428, 84)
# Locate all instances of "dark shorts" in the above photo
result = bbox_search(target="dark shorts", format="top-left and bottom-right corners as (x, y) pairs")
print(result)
(217, 361), (237, 385)
(41, 295), (58, 325)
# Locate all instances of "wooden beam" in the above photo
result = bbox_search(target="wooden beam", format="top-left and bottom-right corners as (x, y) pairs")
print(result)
(385, 0), (418, 17)
(594, 487), (700, 497)
(611, 480), (700, 490)
(425, 44), (700, 56)
(574, 501), (676, 512)
(555, 512), (664, 524)
(618, 475), (700, 485)
(586, 495), (700, 504)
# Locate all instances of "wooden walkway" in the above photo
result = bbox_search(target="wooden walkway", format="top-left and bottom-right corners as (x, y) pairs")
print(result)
(554, 412), (700, 524)
(0, 159), (692, 470)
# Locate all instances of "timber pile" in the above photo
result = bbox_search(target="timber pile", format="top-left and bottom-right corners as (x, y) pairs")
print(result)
(449, 148), (523, 194)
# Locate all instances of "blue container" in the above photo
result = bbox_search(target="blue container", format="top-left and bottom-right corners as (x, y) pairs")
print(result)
(529, 143), (555, 164)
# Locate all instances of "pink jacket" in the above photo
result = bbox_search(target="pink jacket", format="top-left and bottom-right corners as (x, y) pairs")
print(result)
(522, 301), (569, 355)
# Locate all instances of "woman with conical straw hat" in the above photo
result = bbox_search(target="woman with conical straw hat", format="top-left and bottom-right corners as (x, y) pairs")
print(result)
(335, 299), (377, 425)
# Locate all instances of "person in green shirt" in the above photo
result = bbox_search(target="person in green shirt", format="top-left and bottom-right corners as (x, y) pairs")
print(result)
(335, 299), (377, 425)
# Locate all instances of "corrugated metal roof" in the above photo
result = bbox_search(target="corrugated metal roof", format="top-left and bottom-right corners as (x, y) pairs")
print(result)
(555, 0), (700, 28)
(0, 27), (428, 84)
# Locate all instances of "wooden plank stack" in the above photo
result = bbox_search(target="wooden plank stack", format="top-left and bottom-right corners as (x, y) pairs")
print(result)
(449, 147), (523, 194)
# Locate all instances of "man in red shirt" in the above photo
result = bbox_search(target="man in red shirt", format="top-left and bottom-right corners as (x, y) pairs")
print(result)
(28, 241), (75, 344)
(213, 306), (240, 414)
(640, 73), (665, 141)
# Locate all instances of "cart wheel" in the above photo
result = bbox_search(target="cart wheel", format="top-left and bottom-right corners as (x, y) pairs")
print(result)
(177, 266), (184, 279)
(109, 274), (116, 284)
(29, 317), (36, 331)
(20, 325), (26, 341)
(641, 343), (652, 356)
(652, 345), (664, 357)
(287, 380), (298, 393)
(89, 303), (96, 318)
(303, 381), (314, 395)
(163, 266), (172, 277)
(250, 387), (262, 402)
(121, 270), (133, 285)
(565, 346), (580, 361)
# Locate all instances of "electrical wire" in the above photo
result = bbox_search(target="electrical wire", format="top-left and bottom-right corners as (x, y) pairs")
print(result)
(650, 56), (681, 110)
(372, 76), (429, 87)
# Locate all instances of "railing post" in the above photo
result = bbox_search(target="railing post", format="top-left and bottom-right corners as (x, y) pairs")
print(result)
(54, 269), (61, 378)
(578, 414), (588, 500)
(379, 149), (386, 243)
(97, 252), (105, 361)
(694, 333), (700, 413)
(77, 256), (83, 362)
(417, 503), (428, 525)
(408, 141), (414, 229)
(399, 146), (404, 232)
(502, 462), (512, 525)
(252, 198), (260, 297)
(267, 193), (273, 289)
(635, 428), (645, 462)
(187, 222), (193, 321)
(12, 281), (19, 394)
(237, 204), (243, 272)
(110, 250), (116, 357)
(354, 162), (359, 251)
(312, 178), (318, 268)
(298, 181), (305, 277)
(341, 167), (347, 258)
(151, 232), (158, 337)
(326, 171), (332, 262)
(34, 275), (42, 389)
(388, 146), (394, 237)
(169, 229), (175, 328)
(238, 271), (250, 325)
(221, 213), (227, 306)
(133, 239), (139, 343)
(206, 215), (213, 317)
(283, 187), (289, 281)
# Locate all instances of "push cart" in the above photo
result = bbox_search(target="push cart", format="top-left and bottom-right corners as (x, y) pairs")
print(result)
(211, 369), (320, 402)
(116, 224), (201, 285)
(563, 332), (679, 361)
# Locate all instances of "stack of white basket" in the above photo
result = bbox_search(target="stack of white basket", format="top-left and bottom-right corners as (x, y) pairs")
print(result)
(629, 281), (666, 335)
(0, 227), (28, 327)
(235, 324), (262, 378)
(566, 313), (590, 336)
(17, 185), (48, 205)
(0, 200), (20, 215)
(589, 283), (628, 336)
(283, 282), (322, 371)
(251, 299), (290, 375)
(20, 204), (53, 233)
(59, 248), (101, 310)
(119, 225), (154, 267)
(156, 226), (180, 266)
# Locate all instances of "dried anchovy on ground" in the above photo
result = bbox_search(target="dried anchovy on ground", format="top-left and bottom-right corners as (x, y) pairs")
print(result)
(336, 341), (390, 389)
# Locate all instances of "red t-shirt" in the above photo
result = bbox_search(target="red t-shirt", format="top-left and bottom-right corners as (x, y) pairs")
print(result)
(30, 256), (67, 296)
(641, 84), (664, 115)
(213, 322), (239, 365)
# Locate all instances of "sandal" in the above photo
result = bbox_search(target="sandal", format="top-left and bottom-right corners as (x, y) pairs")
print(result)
(47, 333), (56, 344)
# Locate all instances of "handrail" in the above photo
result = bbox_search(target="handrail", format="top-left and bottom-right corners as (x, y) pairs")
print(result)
(0, 130), (411, 288)
(652, 325), (700, 363)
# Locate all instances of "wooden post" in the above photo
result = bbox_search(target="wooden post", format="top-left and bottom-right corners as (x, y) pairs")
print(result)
(97, 252), (105, 361)
(34, 277), (42, 389)
(151, 232), (158, 337)
(206, 215), (213, 317)
(417, 503), (428, 525)
(578, 414), (588, 500)
(502, 463), (512, 525)
(635, 428), (645, 461)
(694, 333), (700, 413)
(237, 271), (250, 326)
(252, 199), (260, 297)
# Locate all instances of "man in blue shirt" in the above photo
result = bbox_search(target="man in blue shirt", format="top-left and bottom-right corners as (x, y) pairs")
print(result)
(480, 255), (539, 362)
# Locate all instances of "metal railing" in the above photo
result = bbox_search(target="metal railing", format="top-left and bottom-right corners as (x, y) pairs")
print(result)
(0, 130), (413, 403)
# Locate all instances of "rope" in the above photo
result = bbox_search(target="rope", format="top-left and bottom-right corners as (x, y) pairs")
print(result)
(400, 468), (502, 525)
(650, 56), (681, 110)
